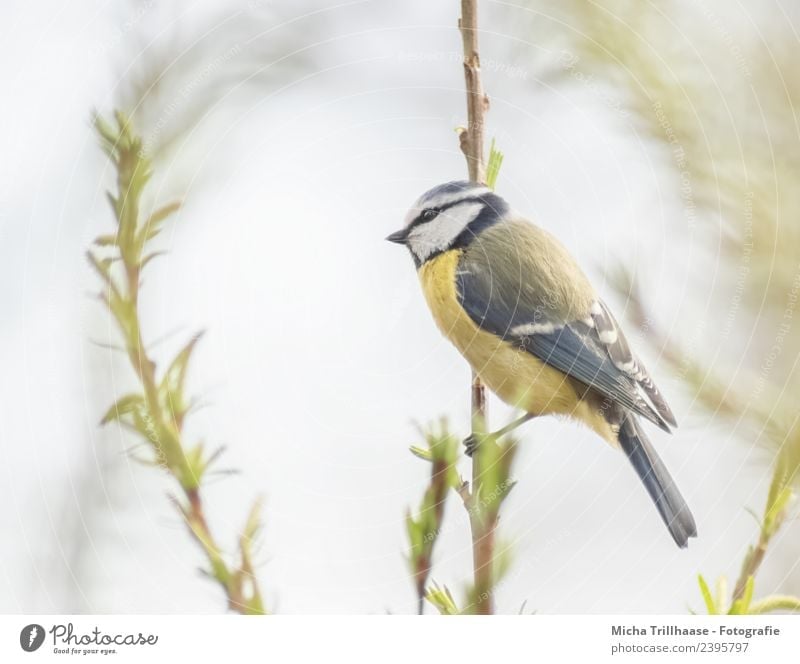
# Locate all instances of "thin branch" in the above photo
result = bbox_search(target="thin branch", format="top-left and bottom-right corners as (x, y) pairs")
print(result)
(732, 536), (769, 603)
(457, 0), (497, 614)
(732, 483), (793, 602)
(458, 0), (489, 184)
(92, 112), (265, 614)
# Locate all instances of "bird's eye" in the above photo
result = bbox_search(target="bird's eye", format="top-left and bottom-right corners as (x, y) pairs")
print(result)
(421, 208), (439, 221)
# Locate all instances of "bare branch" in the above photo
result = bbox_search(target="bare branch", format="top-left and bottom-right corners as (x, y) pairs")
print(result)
(458, 0), (489, 184)
(457, 0), (496, 615)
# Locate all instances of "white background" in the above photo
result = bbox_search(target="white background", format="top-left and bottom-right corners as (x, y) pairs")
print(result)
(2, 615), (798, 662)
(0, 0), (797, 615)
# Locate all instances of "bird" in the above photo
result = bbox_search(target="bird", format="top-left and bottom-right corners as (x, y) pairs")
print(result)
(387, 180), (697, 548)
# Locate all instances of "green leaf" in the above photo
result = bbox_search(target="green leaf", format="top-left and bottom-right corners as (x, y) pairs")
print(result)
(94, 113), (122, 159)
(94, 234), (119, 247)
(729, 576), (754, 614)
(114, 109), (131, 135)
(425, 583), (459, 615)
(94, 113), (117, 145)
(101, 393), (145, 425)
(130, 403), (159, 444)
(86, 250), (115, 289)
(740, 575), (754, 613)
(159, 333), (204, 423)
(472, 433), (518, 519)
(242, 498), (263, 542)
(698, 574), (717, 614)
(764, 486), (792, 536)
(108, 291), (135, 339)
(485, 137), (504, 190)
(409, 445), (432, 461)
(146, 201), (181, 228)
(105, 192), (120, 219)
(140, 251), (167, 270)
(405, 511), (423, 556)
(748, 595), (800, 614)
(132, 201), (180, 259)
(715, 576), (729, 613)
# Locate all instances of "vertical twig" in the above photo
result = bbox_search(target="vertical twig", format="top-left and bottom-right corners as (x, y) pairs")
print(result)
(406, 428), (459, 614)
(732, 536), (769, 602)
(732, 476), (793, 602)
(458, 0), (489, 184)
(458, 0), (495, 615)
(92, 113), (265, 614)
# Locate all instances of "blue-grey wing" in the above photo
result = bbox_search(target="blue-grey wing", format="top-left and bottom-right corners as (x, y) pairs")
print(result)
(589, 299), (677, 427)
(456, 249), (673, 432)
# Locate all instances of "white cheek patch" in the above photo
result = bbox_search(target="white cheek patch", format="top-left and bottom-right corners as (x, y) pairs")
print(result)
(408, 202), (484, 262)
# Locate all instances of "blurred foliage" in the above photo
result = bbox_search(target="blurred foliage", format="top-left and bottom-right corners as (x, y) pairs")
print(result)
(524, 0), (800, 611)
(89, 111), (266, 614)
(406, 422), (460, 614)
(697, 572), (800, 615)
(528, 0), (800, 313)
(426, 582), (461, 616)
(405, 421), (518, 614)
(109, 0), (309, 160)
(461, 431), (518, 613)
(696, 482), (795, 614)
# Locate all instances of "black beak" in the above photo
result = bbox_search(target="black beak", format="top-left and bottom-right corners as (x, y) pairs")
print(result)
(385, 228), (409, 245)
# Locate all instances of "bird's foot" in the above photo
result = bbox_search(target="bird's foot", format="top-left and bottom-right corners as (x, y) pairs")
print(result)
(463, 433), (481, 457)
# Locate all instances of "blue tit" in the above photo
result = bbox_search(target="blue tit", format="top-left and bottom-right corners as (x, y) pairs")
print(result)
(387, 180), (696, 548)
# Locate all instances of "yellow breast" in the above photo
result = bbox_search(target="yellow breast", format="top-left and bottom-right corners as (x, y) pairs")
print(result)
(417, 250), (615, 443)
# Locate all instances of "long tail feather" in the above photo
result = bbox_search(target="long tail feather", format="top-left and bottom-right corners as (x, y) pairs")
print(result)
(617, 415), (697, 548)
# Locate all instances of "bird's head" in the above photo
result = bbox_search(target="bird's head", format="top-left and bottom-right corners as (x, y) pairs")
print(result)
(386, 180), (509, 266)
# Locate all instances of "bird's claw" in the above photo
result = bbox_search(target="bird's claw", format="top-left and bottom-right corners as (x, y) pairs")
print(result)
(463, 433), (480, 457)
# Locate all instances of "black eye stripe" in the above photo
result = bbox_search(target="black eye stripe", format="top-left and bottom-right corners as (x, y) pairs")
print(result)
(408, 195), (489, 229)
(408, 208), (438, 229)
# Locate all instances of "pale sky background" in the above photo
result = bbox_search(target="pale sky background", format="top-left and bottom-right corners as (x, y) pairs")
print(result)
(1, 0), (797, 614)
